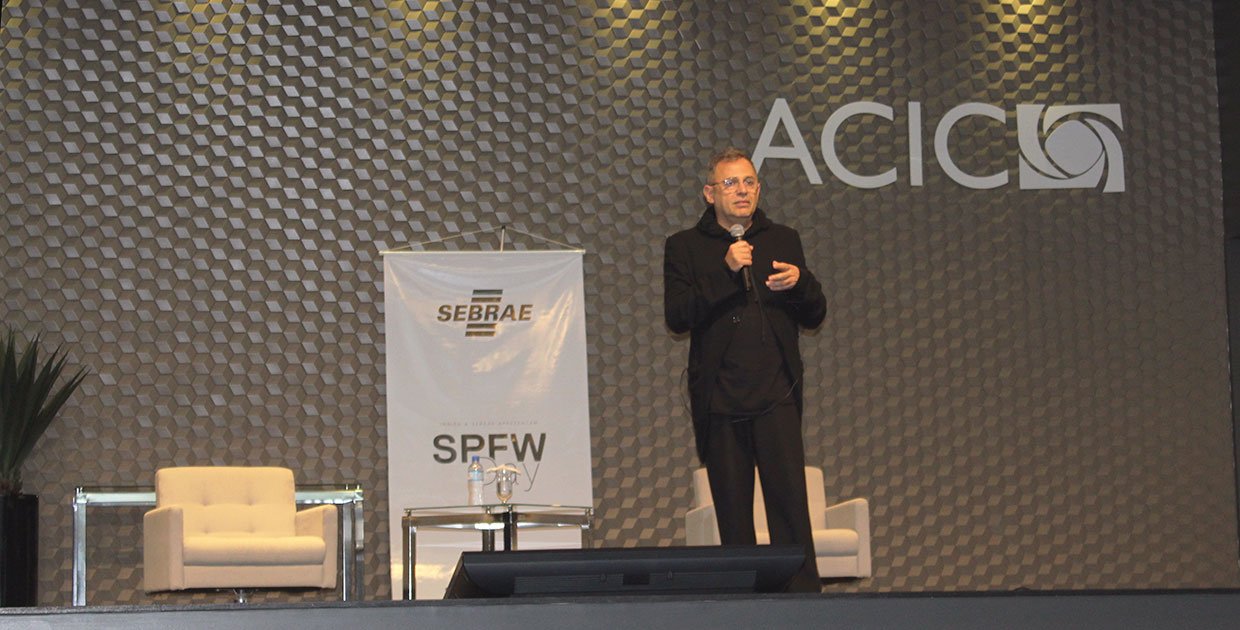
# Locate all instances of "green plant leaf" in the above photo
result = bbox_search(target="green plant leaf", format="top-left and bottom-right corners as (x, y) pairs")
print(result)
(0, 329), (88, 495)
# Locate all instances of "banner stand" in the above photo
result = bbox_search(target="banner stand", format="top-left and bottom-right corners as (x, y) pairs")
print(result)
(381, 237), (592, 599)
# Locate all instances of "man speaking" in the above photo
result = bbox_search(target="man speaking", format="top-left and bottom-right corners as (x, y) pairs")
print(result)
(663, 147), (827, 592)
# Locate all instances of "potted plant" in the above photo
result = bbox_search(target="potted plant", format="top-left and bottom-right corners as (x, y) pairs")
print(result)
(0, 329), (87, 607)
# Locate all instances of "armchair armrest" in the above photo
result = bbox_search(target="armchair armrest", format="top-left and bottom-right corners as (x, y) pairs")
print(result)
(823, 497), (867, 530)
(823, 498), (871, 578)
(295, 504), (338, 540)
(143, 506), (185, 591)
(296, 504), (339, 588)
(685, 504), (720, 546)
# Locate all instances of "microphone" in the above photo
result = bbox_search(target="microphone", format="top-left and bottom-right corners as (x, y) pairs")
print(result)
(728, 224), (753, 292)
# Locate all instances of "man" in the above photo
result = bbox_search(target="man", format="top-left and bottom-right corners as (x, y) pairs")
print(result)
(663, 147), (827, 592)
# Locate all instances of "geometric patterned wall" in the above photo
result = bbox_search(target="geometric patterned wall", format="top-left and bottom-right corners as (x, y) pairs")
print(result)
(2, 0), (1234, 605)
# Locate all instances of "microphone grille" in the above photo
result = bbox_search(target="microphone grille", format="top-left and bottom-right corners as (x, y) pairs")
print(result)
(728, 224), (745, 239)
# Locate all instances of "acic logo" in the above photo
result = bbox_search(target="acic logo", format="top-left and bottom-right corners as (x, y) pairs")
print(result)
(437, 289), (534, 338)
(753, 98), (1124, 192)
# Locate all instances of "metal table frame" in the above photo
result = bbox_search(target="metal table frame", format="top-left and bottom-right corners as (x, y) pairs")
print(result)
(401, 503), (593, 600)
(72, 485), (365, 606)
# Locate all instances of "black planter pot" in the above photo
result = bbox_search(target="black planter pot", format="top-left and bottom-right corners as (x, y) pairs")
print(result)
(0, 494), (37, 607)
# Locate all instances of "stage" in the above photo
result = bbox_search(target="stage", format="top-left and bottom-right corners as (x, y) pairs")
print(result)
(3, 590), (1239, 629)
(3, 0), (1240, 618)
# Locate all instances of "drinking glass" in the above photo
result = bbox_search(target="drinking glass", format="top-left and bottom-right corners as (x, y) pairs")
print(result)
(495, 470), (515, 503)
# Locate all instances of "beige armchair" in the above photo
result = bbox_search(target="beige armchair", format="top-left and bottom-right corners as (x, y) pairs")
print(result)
(685, 466), (871, 578)
(143, 466), (337, 593)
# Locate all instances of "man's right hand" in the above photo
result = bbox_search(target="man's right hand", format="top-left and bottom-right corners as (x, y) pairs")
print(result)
(725, 240), (753, 273)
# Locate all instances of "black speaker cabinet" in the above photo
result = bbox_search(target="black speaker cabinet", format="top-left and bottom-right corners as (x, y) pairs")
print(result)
(444, 544), (803, 598)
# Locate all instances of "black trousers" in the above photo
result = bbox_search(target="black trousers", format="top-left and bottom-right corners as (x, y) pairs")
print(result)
(703, 404), (821, 592)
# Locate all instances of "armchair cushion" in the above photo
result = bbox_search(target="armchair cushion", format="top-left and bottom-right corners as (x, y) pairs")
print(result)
(183, 535), (327, 566)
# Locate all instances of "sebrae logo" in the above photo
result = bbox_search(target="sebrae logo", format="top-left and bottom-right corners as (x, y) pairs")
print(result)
(754, 98), (1124, 192)
(437, 289), (534, 338)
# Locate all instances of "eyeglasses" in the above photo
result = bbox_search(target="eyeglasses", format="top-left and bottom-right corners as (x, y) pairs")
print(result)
(708, 176), (759, 192)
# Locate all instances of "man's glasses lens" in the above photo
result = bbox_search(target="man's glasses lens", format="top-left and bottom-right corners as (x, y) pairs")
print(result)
(719, 177), (758, 191)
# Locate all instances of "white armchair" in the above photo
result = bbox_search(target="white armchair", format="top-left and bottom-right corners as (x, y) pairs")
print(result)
(143, 466), (338, 593)
(685, 466), (871, 578)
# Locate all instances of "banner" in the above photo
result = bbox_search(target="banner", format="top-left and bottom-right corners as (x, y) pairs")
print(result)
(383, 250), (593, 599)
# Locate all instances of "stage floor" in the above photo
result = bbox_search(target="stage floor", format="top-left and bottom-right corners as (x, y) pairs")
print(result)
(3, 589), (1240, 629)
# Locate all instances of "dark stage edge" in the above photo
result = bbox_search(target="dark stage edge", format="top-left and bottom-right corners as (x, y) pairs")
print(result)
(3, 590), (1240, 629)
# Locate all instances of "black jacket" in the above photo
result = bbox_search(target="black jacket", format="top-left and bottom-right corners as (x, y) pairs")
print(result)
(663, 206), (827, 461)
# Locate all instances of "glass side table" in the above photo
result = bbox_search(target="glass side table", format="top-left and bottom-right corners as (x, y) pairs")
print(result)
(401, 503), (593, 600)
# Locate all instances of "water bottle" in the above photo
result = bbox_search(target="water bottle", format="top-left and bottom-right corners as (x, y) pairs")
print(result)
(467, 456), (484, 505)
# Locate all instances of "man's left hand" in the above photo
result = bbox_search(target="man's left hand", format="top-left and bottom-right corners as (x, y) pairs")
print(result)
(766, 260), (800, 291)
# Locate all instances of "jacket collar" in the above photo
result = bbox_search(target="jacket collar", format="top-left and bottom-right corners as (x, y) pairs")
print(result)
(695, 205), (772, 240)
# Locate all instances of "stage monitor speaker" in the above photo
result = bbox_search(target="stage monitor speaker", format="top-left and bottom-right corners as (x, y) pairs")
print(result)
(444, 544), (803, 598)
